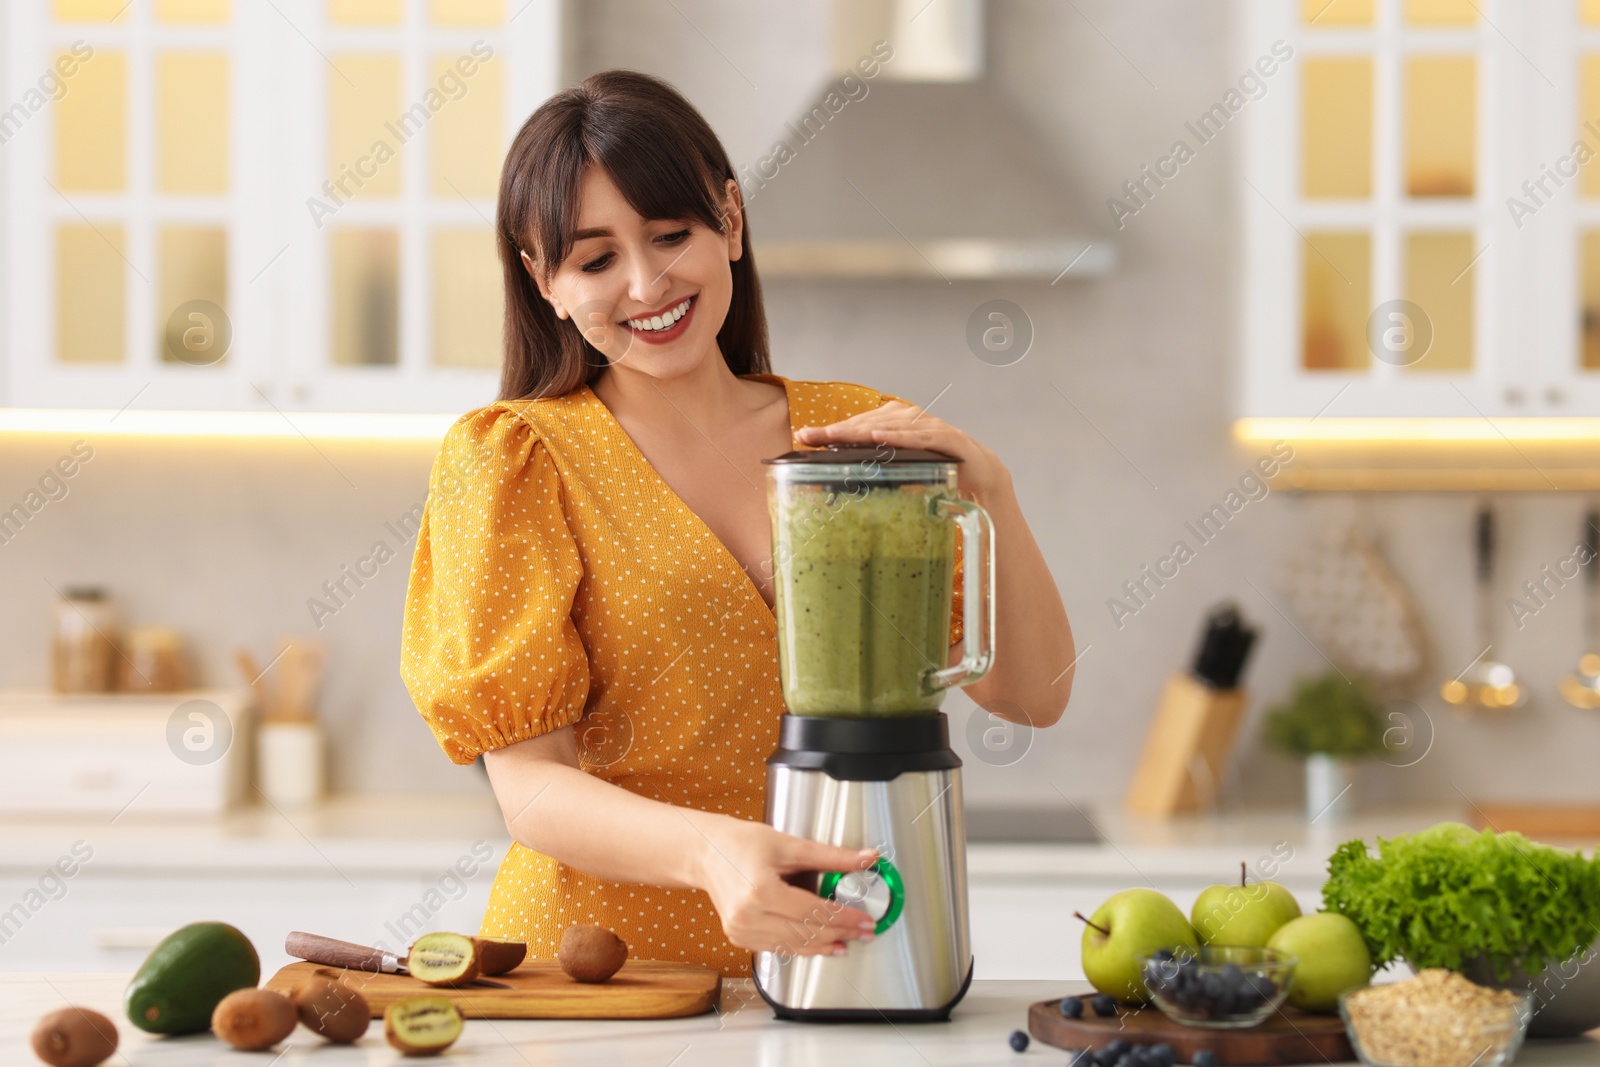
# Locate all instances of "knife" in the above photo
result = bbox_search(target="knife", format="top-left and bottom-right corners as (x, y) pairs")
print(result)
(285, 931), (512, 989)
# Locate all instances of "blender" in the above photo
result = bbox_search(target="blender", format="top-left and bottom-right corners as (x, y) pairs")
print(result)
(753, 443), (996, 1020)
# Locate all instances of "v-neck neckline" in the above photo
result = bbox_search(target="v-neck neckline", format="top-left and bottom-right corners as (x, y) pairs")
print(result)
(581, 372), (797, 625)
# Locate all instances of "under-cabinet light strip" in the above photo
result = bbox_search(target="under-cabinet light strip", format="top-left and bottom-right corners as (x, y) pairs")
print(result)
(1235, 418), (1600, 443)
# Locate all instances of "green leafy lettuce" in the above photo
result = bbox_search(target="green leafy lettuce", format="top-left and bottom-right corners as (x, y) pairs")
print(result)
(1322, 822), (1600, 980)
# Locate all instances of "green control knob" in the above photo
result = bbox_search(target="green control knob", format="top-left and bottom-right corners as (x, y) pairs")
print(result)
(818, 857), (904, 935)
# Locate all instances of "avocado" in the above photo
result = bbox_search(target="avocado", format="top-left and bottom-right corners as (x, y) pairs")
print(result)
(124, 921), (260, 1035)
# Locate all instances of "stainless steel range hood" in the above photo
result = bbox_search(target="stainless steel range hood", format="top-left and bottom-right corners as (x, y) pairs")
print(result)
(746, 0), (1113, 282)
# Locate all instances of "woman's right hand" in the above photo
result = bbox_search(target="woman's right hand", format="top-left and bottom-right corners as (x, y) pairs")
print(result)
(688, 813), (880, 958)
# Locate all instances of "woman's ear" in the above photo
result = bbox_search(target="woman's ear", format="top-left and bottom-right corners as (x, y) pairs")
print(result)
(523, 249), (569, 320)
(721, 178), (745, 263)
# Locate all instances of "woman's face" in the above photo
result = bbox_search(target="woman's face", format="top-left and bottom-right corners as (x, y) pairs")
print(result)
(528, 166), (743, 380)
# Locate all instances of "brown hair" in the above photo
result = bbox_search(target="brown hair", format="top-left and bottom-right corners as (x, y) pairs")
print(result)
(495, 69), (771, 400)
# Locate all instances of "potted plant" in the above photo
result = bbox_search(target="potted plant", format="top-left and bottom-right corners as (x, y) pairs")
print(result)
(1264, 671), (1385, 822)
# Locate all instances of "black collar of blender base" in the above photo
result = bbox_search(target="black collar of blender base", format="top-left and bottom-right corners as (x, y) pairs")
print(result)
(768, 714), (962, 781)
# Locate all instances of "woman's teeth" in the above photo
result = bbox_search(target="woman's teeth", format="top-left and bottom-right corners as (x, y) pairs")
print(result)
(625, 297), (691, 332)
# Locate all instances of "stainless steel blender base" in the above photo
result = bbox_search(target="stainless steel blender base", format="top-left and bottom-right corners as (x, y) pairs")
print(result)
(752, 761), (974, 1020)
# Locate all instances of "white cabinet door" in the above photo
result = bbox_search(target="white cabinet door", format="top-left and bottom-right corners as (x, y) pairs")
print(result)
(969, 880), (1324, 982)
(1239, 0), (1542, 421)
(1, 1), (559, 415)
(0, 870), (496, 974)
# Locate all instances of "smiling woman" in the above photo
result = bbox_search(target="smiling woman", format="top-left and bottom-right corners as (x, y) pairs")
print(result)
(494, 70), (769, 401)
(400, 69), (1074, 978)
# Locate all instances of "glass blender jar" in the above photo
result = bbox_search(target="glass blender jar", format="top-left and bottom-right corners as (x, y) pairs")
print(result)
(764, 444), (995, 716)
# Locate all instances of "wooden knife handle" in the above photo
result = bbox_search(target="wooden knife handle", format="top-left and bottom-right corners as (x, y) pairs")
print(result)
(285, 931), (392, 973)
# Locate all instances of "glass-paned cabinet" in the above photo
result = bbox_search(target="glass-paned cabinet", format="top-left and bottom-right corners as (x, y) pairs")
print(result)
(3, 0), (557, 413)
(1243, 0), (1600, 420)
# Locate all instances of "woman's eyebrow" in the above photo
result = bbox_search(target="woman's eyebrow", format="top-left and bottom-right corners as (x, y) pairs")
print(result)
(572, 226), (612, 241)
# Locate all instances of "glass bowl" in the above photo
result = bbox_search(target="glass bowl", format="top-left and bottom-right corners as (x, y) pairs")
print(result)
(1138, 946), (1296, 1029)
(1339, 984), (1533, 1067)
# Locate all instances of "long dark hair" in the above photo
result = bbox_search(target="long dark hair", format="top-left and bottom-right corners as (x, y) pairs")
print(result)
(496, 69), (771, 400)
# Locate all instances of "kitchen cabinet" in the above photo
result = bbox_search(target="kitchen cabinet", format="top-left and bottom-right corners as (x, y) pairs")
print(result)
(1239, 1), (1599, 423)
(0, 795), (508, 975)
(969, 880), (1324, 981)
(0, 870), (496, 975)
(0, 1), (559, 416)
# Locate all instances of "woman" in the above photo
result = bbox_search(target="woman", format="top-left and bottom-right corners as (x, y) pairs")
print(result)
(401, 70), (1074, 977)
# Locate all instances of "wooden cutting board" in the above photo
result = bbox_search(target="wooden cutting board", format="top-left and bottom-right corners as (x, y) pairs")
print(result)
(1027, 986), (1352, 1066)
(265, 959), (721, 1020)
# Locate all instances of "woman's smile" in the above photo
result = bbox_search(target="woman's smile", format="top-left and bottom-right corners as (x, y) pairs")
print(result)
(619, 293), (698, 345)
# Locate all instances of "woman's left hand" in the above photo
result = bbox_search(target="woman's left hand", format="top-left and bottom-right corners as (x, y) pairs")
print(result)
(794, 401), (1011, 504)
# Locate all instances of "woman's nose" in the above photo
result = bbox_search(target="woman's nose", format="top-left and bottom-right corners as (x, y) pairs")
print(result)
(624, 249), (673, 307)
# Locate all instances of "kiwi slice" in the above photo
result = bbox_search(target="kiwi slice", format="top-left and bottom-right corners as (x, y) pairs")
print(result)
(291, 973), (371, 1043)
(30, 1007), (119, 1067)
(384, 996), (463, 1057)
(557, 925), (628, 983)
(211, 988), (297, 1051)
(473, 937), (527, 977)
(405, 931), (480, 987)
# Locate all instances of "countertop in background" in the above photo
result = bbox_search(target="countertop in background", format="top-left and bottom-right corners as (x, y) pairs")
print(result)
(0, 794), (1488, 878)
(0, 797), (1539, 979)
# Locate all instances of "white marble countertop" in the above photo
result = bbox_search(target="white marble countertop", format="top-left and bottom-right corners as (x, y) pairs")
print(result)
(0, 794), (1503, 882)
(4, 973), (1597, 1066)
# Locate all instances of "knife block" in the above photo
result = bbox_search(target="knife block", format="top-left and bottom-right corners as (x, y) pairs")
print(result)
(1124, 673), (1247, 818)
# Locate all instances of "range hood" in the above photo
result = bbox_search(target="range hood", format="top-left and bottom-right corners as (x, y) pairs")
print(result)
(747, 0), (1113, 282)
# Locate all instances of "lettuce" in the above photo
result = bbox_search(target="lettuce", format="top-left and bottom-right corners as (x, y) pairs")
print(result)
(1322, 822), (1600, 980)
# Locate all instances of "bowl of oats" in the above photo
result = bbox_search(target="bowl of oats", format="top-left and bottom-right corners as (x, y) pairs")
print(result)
(1339, 970), (1533, 1067)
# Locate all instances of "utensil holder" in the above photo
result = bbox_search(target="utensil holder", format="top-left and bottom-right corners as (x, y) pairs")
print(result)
(1125, 673), (1247, 818)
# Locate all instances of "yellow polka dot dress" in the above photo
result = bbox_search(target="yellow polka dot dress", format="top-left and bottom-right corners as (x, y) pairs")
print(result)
(401, 373), (963, 977)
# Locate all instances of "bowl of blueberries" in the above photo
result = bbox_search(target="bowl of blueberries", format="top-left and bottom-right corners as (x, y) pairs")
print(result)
(1139, 946), (1296, 1029)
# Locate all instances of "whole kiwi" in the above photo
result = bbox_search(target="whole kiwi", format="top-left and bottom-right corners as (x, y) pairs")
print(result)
(30, 1007), (118, 1067)
(557, 925), (628, 983)
(290, 973), (370, 1043)
(211, 988), (297, 1051)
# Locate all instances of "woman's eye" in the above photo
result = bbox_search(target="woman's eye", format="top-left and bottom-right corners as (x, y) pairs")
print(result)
(576, 231), (686, 272)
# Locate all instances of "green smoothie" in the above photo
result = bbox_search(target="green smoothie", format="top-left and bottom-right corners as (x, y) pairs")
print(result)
(772, 484), (956, 716)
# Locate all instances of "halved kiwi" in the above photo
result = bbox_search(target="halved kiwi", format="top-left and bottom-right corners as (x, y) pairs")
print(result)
(557, 925), (628, 983)
(384, 996), (463, 1057)
(211, 988), (297, 1051)
(30, 1007), (118, 1067)
(290, 973), (370, 1043)
(405, 931), (479, 987)
(473, 937), (527, 977)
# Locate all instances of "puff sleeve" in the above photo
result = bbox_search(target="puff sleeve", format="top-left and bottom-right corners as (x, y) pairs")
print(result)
(878, 390), (965, 648)
(401, 407), (591, 764)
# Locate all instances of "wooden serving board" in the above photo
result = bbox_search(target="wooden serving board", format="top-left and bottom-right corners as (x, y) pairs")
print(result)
(1027, 985), (1352, 1066)
(265, 959), (720, 1020)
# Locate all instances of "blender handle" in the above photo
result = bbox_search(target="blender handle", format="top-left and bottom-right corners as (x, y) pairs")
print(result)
(926, 496), (996, 692)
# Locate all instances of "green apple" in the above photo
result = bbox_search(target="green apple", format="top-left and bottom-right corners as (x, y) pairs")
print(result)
(1267, 912), (1373, 1012)
(1191, 863), (1302, 947)
(1078, 888), (1199, 1003)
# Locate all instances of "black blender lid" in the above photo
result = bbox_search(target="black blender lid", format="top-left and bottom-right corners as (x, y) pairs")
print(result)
(765, 442), (963, 465)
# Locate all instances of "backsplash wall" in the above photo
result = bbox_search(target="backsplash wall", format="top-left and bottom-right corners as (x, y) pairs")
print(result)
(1, 0), (1596, 806)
